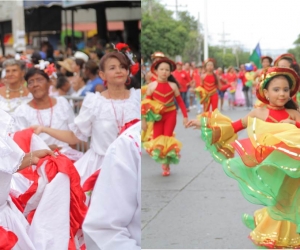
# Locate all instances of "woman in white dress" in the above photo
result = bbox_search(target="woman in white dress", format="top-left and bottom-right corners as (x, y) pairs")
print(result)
(31, 47), (141, 204)
(0, 59), (32, 115)
(13, 67), (83, 162)
(0, 109), (55, 250)
(83, 121), (141, 250)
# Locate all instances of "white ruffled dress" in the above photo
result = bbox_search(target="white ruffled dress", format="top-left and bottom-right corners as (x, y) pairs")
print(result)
(0, 110), (36, 250)
(13, 96), (83, 161)
(0, 94), (32, 114)
(71, 88), (141, 186)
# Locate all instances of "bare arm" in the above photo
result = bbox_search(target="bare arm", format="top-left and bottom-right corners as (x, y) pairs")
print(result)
(240, 109), (258, 128)
(19, 149), (56, 171)
(170, 82), (180, 97)
(145, 72), (152, 84)
(145, 82), (156, 96)
(31, 125), (80, 145)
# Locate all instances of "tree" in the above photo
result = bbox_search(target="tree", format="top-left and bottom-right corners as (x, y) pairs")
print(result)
(208, 45), (251, 68)
(287, 35), (300, 63)
(182, 31), (202, 63)
(177, 11), (198, 32)
(141, 1), (188, 61)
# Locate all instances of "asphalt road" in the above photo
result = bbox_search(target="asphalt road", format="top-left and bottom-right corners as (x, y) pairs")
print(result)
(142, 103), (262, 249)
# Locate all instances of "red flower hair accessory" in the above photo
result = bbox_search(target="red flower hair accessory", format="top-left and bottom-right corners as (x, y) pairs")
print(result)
(35, 60), (57, 78)
(44, 63), (56, 77)
(112, 43), (139, 76)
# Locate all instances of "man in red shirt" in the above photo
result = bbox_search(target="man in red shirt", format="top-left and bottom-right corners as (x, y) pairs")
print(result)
(173, 62), (191, 111)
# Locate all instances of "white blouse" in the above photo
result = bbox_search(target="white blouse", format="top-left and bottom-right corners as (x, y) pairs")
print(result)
(13, 96), (76, 150)
(70, 88), (141, 156)
(0, 93), (32, 115)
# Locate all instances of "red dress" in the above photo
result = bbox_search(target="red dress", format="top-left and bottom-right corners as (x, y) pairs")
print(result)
(202, 74), (218, 112)
(142, 81), (188, 165)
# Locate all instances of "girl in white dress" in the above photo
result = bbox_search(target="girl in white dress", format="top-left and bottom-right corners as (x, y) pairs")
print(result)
(31, 47), (141, 205)
(83, 121), (141, 250)
(13, 68), (83, 162)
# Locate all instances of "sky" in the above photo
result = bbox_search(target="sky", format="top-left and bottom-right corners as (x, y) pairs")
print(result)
(159, 0), (300, 56)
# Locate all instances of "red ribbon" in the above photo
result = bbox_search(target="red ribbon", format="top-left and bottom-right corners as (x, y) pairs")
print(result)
(119, 119), (140, 135)
(0, 227), (18, 250)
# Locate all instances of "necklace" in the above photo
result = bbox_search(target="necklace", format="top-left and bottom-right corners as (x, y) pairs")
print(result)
(33, 97), (54, 127)
(6, 85), (24, 111)
(107, 90), (126, 136)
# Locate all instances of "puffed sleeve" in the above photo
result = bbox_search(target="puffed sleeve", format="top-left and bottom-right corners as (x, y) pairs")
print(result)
(12, 104), (30, 132)
(83, 125), (141, 250)
(69, 92), (100, 142)
(0, 135), (25, 174)
(59, 97), (76, 130)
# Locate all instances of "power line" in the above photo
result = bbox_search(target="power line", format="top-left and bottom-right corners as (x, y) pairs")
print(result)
(164, 0), (187, 20)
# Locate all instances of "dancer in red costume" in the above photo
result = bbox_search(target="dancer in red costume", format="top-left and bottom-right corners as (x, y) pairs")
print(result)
(195, 58), (221, 112)
(254, 56), (273, 108)
(187, 67), (300, 248)
(273, 53), (300, 105)
(142, 57), (188, 176)
(145, 51), (166, 84)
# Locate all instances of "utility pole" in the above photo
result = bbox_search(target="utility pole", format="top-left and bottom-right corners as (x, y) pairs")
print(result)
(198, 12), (202, 64)
(218, 22), (230, 56)
(232, 41), (240, 67)
(148, 0), (152, 16)
(203, 0), (208, 60)
(165, 0), (187, 20)
(218, 22), (230, 67)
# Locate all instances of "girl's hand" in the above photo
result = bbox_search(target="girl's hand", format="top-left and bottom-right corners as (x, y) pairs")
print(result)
(142, 120), (148, 131)
(32, 149), (57, 165)
(183, 117), (188, 127)
(186, 119), (201, 129)
(48, 144), (62, 151)
(30, 125), (44, 135)
(280, 119), (296, 125)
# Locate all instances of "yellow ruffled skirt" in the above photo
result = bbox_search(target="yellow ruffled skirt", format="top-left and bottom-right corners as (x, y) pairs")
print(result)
(248, 208), (300, 248)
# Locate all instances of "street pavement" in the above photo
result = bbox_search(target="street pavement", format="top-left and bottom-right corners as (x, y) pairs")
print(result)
(142, 102), (262, 249)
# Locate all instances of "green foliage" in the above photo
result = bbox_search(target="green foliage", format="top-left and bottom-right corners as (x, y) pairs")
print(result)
(142, 0), (197, 61)
(208, 46), (251, 68)
(287, 35), (300, 63)
(288, 47), (300, 63)
(142, 0), (251, 67)
(182, 31), (202, 63)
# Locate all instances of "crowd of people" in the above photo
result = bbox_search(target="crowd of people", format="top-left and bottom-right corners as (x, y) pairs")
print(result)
(142, 54), (290, 115)
(141, 51), (300, 248)
(0, 41), (141, 249)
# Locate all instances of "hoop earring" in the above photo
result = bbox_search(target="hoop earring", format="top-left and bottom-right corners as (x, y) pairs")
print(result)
(103, 80), (107, 87)
(125, 76), (131, 86)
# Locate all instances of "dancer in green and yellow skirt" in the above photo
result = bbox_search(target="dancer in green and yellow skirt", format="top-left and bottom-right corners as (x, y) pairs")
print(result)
(142, 52), (166, 144)
(142, 57), (188, 176)
(187, 66), (300, 248)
